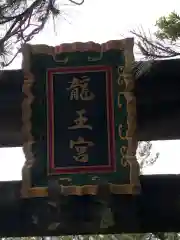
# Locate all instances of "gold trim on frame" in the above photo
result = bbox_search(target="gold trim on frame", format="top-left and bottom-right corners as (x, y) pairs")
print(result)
(117, 38), (140, 191)
(21, 44), (36, 198)
(21, 39), (140, 198)
(23, 183), (139, 198)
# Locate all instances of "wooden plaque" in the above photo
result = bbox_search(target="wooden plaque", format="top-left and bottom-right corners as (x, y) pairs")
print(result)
(21, 39), (140, 197)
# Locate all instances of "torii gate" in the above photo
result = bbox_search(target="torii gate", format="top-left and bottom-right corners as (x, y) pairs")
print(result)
(0, 41), (179, 236)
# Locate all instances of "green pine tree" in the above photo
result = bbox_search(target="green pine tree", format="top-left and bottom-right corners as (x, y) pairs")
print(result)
(132, 11), (180, 59)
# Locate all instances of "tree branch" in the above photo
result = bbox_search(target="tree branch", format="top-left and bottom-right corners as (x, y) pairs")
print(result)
(0, 0), (85, 67)
(131, 28), (180, 59)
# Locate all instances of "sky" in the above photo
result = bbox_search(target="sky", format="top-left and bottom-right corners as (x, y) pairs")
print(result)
(1, 0), (180, 181)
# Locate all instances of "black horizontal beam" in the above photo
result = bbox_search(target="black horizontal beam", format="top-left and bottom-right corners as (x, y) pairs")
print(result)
(0, 59), (180, 147)
(0, 174), (180, 236)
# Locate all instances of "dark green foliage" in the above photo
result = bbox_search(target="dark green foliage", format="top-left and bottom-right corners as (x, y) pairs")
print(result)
(155, 12), (180, 41)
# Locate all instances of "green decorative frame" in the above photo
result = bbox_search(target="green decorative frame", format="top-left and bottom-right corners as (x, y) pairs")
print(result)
(21, 38), (140, 198)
